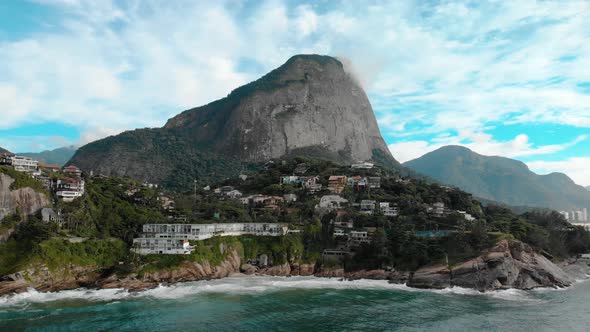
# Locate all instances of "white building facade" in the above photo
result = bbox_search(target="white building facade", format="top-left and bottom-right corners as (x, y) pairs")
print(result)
(133, 223), (288, 254)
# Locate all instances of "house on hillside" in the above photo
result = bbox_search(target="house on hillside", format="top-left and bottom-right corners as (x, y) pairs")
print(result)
(368, 177), (381, 189)
(427, 202), (447, 217)
(39, 163), (60, 173)
(158, 196), (176, 210)
(225, 189), (243, 199)
(283, 193), (298, 203)
(360, 200), (376, 215)
(379, 202), (399, 217)
(41, 208), (65, 225)
(328, 176), (347, 193)
(300, 176), (319, 188)
(457, 210), (476, 221)
(318, 195), (349, 210)
(280, 176), (300, 185)
(1, 155), (38, 172)
(350, 230), (370, 246)
(55, 177), (85, 202)
(347, 176), (367, 191)
(63, 165), (82, 178)
(333, 219), (354, 229)
(351, 162), (374, 169)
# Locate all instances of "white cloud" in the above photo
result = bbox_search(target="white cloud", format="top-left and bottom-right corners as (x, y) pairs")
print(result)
(389, 132), (587, 163)
(0, 0), (588, 185)
(528, 158), (590, 187)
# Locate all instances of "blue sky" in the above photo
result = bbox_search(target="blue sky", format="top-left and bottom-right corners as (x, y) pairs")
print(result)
(0, 0), (589, 185)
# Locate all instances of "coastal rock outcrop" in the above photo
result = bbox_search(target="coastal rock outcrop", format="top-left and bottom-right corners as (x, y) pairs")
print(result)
(0, 173), (50, 242)
(0, 173), (50, 221)
(405, 240), (573, 291)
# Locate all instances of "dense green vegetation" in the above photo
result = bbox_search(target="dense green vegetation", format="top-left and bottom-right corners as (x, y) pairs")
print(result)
(0, 215), (127, 275)
(1, 156), (589, 280)
(33, 238), (128, 270)
(58, 177), (166, 242)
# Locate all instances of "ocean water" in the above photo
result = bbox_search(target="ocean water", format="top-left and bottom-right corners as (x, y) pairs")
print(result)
(1, 276), (590, 332)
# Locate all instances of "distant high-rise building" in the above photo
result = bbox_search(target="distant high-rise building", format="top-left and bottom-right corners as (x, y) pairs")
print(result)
(583, 208), (588, 222)
(559, 211), (569, 221)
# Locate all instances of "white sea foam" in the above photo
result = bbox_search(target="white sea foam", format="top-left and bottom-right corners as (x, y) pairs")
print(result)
(0, 287), (131, 308)
(0, 276), (544, 307)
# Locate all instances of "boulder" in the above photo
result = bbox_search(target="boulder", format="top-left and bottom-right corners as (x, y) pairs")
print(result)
(240, 264), (258, 275)
(404, 240), (574, 291)
(407, 265), (451, 289)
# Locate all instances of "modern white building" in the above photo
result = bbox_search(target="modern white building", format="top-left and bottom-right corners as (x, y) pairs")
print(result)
(561, 208), (589, 222)
(351, 162), (374, 169)
(1, 155), (38, 172)
(360, 200), (376, 215)
(379, 202), (399, 217)
(456, 210), (476, 221)
(133, 223), (288, 254)
(133, 238), (192, 255)
(350, 231), (370, 246)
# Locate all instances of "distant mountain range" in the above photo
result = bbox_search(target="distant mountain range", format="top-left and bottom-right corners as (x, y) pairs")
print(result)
(20, 146), (77, 166)
(0, 147), (10, 154)
(69, 55), (397, 189)
(404, 145), (590, 212)
(586, 186), (590, 192)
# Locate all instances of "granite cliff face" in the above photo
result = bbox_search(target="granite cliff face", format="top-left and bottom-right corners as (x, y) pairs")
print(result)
(0, 174), (49, 221)
(406, 240), (574, 291)
(68, 55), (396, 189)
(0, 173), (50, 241)
(164, 55), (391, 163)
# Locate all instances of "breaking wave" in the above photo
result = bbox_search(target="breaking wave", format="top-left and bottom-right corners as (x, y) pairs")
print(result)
(0, 276), (542, 307)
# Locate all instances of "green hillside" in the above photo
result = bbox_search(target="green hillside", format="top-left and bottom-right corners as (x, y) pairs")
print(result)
(20, 146), (77, 166)
(404, 145), (590, 212)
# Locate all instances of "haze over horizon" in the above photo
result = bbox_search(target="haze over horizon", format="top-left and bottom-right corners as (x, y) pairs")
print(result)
(0, 0), (588, 185)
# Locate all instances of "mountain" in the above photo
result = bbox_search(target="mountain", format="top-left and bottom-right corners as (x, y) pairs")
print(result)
(20, 146), (77, 166)
(0, 147), (10, 154)
(69, 55), (397, 189)
(404, 145), (590, 211)
(586, 186), (590, 192)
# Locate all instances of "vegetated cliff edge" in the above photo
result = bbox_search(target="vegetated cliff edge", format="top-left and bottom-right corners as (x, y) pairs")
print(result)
(1, 239), (585, 296)
(404, 145), (590, 211)
(68, 55), (397, 190)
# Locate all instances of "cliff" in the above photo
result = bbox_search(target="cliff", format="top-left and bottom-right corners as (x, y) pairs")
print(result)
(68, 55), (397, 189)
(0, 173), (50, 241)
(2, 239), (583, 296)
(406, 240), (574, 291)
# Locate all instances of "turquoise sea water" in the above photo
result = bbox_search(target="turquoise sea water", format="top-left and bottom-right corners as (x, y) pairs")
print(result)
(2, 276), (590, 331)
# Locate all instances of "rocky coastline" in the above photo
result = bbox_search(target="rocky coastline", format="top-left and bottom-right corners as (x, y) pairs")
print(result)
(1, 240), (589, 297)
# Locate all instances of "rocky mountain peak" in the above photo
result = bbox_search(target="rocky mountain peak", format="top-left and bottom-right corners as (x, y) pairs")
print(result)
(69, 54), (397, 189)
(163, 54), (393, 163)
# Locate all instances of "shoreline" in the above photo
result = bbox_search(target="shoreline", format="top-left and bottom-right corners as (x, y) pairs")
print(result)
(3, 272), (590, 308)
(2, 240), (590, 298)
(2, 257), (589, 299)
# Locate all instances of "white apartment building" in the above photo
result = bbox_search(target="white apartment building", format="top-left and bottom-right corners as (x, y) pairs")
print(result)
(133, 223), (288, 254)
(2, 155), (38, 172)
(134, 238), (192, 255)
